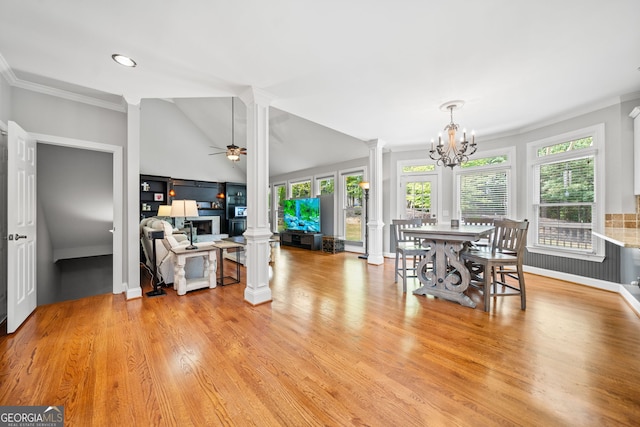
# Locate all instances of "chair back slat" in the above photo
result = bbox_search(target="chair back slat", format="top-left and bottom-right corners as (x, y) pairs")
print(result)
(463, 217), (495, 226)
(491, 219), (529, 256)
(391, 218), (422, 247)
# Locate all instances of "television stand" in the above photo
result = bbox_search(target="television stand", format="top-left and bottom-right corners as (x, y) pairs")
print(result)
(280, 231), (322, 251)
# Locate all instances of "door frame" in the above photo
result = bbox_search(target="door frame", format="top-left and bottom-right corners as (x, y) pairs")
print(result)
(30, 132), (124, 295)
(396, 159), (442, 222)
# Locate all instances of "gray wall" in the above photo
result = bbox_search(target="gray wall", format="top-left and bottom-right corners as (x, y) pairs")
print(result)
(10, 88), (126, 147)
(8, 87), (128, 294)
(37, 144), (113, 260)
(281, 95), (640, 284)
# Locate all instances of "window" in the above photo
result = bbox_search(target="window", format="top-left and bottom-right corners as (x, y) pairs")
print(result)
(273, 183), (286, 232)
(398, 160), (440, 220)
(290, 179), (311, 198)
(454, 149), (514, 220)
(342, 171), (364, 242)
(527, 125), (605, 260)
(317, 176), (335, 195)
(402, 164), (435, 173)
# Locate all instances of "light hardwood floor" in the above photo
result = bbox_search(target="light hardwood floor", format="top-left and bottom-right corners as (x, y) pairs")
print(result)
(1, 247), (640, 426)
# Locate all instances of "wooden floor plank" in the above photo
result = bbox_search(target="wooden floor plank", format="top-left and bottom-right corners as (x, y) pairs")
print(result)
(1, 248), (640, 426)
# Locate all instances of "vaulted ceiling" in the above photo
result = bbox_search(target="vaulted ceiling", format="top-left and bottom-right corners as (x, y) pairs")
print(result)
(1, 0), (639, 176)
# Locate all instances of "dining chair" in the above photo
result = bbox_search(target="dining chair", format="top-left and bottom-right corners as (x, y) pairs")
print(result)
(461, 219), (529, 312)
(461, 217), (495, 281)
(391, 218), (430, 292)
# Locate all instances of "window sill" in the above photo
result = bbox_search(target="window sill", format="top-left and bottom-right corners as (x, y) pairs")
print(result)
(527, 246), (605, 263)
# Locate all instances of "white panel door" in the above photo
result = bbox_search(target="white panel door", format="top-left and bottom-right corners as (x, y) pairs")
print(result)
(7, 121), (37, 333)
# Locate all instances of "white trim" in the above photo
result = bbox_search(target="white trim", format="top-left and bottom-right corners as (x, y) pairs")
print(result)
(524, 265), (639, 316)
(396, 158), (443, 222)
(338, 166), (367, 243)
(526, 124), (605, 259)
(453, 146), (516, 220)
(30, 132), (125, 295)
(13, 79), (126, 112)
(288, 176), (313, 198)
(314, 173), (338, 237)
(125, 283), (142, 300)
(314, 172), (337, 196)
(271, 182), (287, 233)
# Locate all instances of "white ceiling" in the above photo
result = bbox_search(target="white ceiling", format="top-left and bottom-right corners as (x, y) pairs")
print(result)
(1, 0), (639, 170)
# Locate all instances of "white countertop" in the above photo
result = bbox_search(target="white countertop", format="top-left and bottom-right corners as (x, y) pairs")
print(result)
(593, 228), (640, 248)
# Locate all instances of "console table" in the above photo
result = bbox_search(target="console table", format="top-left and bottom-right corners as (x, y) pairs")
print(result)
(211, 240), (244, 286)
(171, 244), (217, 295)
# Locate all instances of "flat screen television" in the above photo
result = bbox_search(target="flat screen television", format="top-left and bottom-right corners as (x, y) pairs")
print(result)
(282, 197), (321, 232)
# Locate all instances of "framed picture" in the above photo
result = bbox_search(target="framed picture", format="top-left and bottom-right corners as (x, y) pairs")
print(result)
(154, 193), (164, 201)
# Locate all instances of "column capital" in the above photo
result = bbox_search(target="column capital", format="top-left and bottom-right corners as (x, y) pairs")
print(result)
(239, 86), (275, 108)
(366, 139), (386, 149)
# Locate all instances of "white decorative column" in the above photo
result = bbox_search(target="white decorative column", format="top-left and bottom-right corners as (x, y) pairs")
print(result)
(125, 98), (142, 299)
(239, 87), (273, 305)
(366, 139), (385, 265)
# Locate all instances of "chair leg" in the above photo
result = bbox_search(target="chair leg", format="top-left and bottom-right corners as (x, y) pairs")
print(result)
(394, 253), (399, 283)
(402, 254), (407, 293)
(483, 265), (492, 312)
(518, 264), (526, 310)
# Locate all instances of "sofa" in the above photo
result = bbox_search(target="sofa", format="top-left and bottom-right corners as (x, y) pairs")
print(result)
(140, 218), (211, 285)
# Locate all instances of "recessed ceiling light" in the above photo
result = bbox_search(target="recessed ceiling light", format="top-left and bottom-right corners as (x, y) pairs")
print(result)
(111, 54), (137, 68)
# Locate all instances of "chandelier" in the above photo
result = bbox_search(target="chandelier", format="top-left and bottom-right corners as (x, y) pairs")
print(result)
(429, 101), (477, 168)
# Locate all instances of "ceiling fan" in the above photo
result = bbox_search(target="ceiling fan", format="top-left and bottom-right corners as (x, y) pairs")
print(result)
(209, 97), (247, 162)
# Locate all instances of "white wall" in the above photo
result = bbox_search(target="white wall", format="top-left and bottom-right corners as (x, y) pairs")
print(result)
(140, 99), (245, 183)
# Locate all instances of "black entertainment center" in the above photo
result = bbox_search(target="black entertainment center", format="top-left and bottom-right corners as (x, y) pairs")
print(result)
(280, 231), (323, 251)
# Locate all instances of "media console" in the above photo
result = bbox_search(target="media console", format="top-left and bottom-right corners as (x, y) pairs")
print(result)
(280, 231), (323, 251)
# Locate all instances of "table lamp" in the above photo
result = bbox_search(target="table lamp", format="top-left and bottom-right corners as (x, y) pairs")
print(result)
(171, 199), (199, 250)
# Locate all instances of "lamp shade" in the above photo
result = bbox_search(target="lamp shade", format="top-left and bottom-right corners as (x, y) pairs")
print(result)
(170, 200), (199, 217)
(359, 181), (370, 190)
(157, 205), (172, 217)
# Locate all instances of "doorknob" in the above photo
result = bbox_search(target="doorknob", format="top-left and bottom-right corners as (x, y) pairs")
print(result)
(13, 234), (27, 240)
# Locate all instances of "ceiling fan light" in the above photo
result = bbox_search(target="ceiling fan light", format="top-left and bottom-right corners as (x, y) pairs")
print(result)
(227, 153), (240, 161)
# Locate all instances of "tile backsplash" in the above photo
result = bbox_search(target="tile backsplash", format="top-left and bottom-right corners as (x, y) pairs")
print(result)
(605, 196), (640, 228)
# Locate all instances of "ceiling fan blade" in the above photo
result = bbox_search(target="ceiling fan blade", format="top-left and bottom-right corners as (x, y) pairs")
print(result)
(209, 152), (226, 156)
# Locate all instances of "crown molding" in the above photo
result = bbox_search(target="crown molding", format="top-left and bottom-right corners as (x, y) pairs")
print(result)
(0, 51), (126, 113)
(13, 78), (127, 113)
(0, 52), (17, 85)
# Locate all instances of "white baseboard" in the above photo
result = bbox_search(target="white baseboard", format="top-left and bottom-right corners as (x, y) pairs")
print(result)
(125, 283), (142, 300)
(524, 265), (639, 316)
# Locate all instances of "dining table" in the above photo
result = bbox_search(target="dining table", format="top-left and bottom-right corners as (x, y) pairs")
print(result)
(401, 223), (495, 308)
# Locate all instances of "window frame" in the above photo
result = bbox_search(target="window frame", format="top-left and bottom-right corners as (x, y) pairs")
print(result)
(339, 167), (366, 244)
(396, 159), (443, 221)
(526, 124), (605, 261)
(289, 177), (312, 199)
(271, 182), (287, 233)
(453, 147), (516, 221)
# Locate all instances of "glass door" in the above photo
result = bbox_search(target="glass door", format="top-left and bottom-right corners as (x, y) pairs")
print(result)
(399, 175), (437, 220)
(342, 171), (364, 243)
